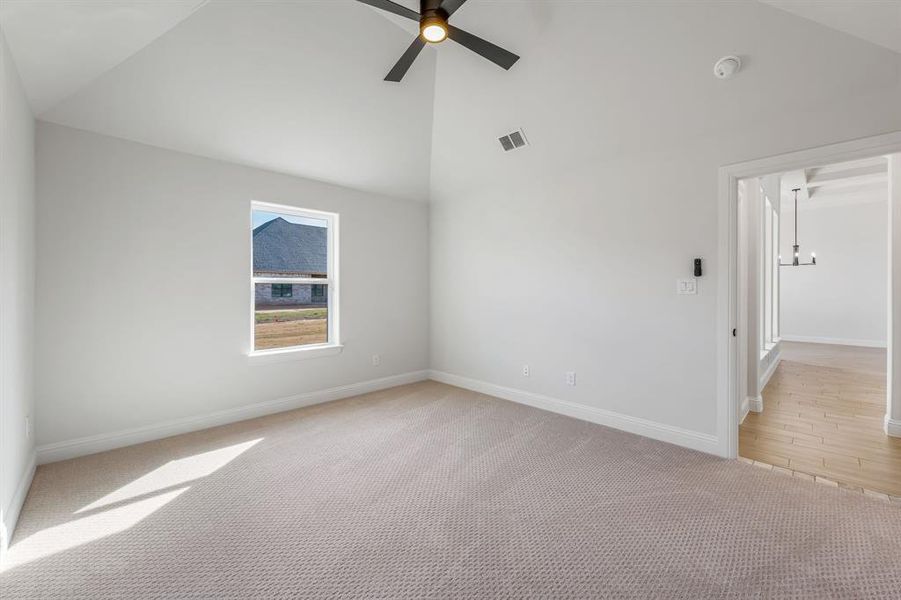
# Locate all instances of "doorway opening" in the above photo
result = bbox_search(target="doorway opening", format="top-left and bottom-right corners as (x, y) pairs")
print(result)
(716, 132), (901, 496)
(736, 156), (899, 497)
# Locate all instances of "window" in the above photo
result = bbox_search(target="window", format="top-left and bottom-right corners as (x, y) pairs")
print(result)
(251, 202), (339, 354)
(271, 283), (293, 298)
(763, 198), (773, 347)
(771, 205), (779, 342)
(761, 191), (780, 354)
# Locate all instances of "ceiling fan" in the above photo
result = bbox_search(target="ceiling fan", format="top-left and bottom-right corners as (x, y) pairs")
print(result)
(357, 0), (520, 82)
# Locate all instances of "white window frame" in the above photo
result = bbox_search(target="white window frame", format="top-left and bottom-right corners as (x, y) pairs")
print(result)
(760, 191), (780, 358)
(771, 204), (780, 343)
(763, 197), (773, 350)
(248, 201), (341, 361)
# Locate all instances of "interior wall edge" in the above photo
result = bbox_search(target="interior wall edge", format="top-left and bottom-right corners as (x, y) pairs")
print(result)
(0, 25), (37, 560)
(0, 451), (36, 555)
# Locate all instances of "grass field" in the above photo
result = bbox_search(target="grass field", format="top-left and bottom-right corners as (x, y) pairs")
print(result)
(254, 308), (327, 350)
(255, 308), (327, 323)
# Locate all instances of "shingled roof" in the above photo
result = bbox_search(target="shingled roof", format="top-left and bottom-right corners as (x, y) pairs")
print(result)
(253, 217), (327, 275)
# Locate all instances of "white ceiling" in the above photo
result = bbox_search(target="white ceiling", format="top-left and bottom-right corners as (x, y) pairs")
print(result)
(1, 0), (899, 202)
(760, 0), (901, 54)
(781, 157), (888, 210)
(0, 0), (208, 114)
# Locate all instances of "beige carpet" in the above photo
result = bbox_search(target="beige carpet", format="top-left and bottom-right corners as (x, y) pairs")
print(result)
(2, 381), (900, 599)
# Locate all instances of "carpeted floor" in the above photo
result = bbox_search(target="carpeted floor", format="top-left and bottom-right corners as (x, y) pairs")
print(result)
(2, 381), (900, 599)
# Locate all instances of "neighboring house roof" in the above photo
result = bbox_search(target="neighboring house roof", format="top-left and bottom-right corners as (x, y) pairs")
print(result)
(253, 217), (327, 275)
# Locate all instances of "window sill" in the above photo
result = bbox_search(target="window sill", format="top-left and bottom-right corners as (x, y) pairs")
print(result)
(247, 344), (343, 365)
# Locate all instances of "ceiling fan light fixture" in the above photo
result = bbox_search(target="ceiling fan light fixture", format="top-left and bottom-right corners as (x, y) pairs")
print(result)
(358, 0), (520, 81)
(421, 17), (448, 43)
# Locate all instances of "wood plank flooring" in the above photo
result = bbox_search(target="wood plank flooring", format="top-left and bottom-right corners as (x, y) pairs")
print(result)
(739, 341), (901, 497)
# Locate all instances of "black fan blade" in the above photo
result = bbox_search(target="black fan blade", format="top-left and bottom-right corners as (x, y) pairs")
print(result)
(356, 0), (420, 22)
(385, 36), (426, 82)
(447, 25), (519, 70)
(440, 0), (467, 17)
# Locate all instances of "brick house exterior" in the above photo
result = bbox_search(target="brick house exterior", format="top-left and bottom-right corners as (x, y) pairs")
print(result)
(253, 217), (327, 307)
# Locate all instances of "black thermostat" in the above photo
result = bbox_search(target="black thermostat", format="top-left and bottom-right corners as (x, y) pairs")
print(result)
(694, 258), (703, 277)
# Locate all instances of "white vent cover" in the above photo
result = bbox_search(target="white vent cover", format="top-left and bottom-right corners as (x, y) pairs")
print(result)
(498, 129), (528, 152)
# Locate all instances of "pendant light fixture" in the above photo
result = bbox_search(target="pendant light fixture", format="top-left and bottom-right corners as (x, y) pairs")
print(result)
(779, 188), (816, 267)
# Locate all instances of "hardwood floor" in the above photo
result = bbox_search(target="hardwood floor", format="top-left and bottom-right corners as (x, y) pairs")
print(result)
(740, 341), (901, 497)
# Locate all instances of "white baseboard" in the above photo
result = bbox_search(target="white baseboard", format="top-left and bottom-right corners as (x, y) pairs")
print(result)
(748, 395), (763, 413)
(759, 350), (781, 391)
(428, 370), (720, 455)
(886, 416), (901, 438)
(740, 395), (762, 423)
(779, 335), (887, 348)
(36, 370), (429, 465)
(1, 451), (36, 556)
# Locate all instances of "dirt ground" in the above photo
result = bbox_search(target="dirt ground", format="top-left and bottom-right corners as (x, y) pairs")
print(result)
(254, 316), (327, 350)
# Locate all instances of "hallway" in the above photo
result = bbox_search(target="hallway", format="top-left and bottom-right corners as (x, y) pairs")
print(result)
(740, 342), (900, 498)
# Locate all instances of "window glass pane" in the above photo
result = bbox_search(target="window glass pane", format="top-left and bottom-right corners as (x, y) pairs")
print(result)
(773, 211), (781, 340)
(254, 284), (328, 350)
(252, 209), (328, 279)
(764, 200), (773, 346)
(271, 283), (293, 298)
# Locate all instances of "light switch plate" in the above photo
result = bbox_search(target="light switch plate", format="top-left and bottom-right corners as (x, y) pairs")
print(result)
(677, 279), (698, 295)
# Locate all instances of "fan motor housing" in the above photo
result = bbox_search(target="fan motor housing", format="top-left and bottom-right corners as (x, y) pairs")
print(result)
(421, 0), (445, 14)
(421, 7), (448, 24)
(421, 13), (447, 28)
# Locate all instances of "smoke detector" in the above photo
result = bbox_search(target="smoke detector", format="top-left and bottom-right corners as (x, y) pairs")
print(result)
(713, 55), (741, 79)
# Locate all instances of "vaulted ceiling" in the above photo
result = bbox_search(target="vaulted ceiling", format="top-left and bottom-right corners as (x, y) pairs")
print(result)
(760, 1), (901, 54)
(1, 0), (438, 201)
(1, 1), (899, 202)
(0, 0), (208, 114)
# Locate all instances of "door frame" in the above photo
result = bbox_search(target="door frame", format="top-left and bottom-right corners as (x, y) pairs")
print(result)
(716, 131), (901, 459)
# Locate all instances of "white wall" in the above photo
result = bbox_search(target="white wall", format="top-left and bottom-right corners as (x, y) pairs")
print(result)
(35, 123), (429, 453)
(0, 28), (36, 551)
(429, 1), (901, 446)
(780, 199), (887, 347)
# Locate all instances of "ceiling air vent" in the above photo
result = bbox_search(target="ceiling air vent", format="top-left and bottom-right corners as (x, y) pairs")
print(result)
(498, 129), (529, 152)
